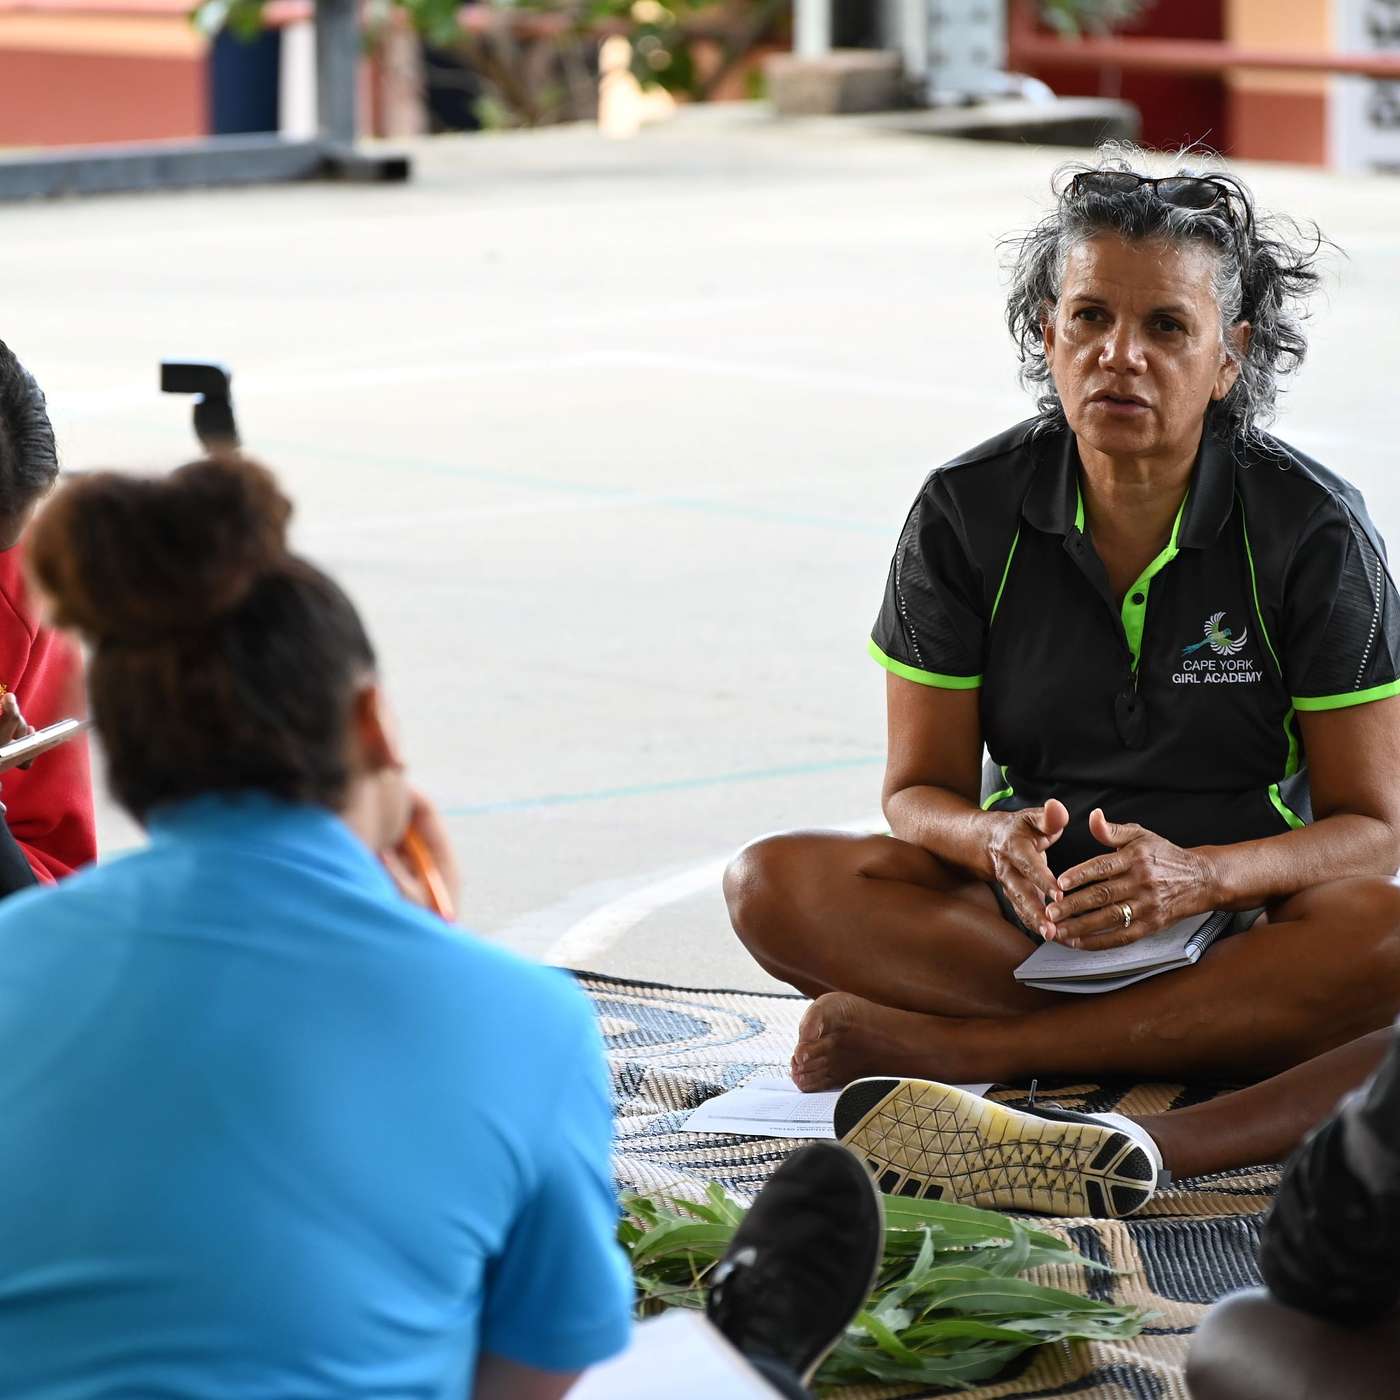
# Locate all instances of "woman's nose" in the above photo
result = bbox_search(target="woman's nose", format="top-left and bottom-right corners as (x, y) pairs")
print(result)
(1100, 329), (1147, 373)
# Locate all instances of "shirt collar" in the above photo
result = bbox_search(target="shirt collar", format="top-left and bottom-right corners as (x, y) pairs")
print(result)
(1021, 419), (1236, 549)
(145, 792), (397, 897)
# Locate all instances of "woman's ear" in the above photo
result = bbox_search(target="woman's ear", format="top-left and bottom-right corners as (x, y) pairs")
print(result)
(1213, 321), (1251, 401)
(350, 682), (405, 775)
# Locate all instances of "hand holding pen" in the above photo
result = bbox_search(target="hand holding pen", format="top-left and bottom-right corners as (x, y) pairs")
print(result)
(382, 788), (460, 924)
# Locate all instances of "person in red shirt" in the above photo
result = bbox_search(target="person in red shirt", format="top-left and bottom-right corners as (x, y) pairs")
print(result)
(0, 342), (95, 888)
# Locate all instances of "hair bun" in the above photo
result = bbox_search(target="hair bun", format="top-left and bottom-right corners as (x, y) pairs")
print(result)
(29, 455), (292, 643)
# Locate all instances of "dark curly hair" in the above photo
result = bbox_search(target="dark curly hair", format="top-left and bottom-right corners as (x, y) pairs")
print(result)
(1002, 145), (1329, 442)
(0, 341), (58, 517)
(28, 456), (378, 821)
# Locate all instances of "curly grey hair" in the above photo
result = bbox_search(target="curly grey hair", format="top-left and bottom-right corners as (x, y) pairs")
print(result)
(1002, 147), (1328, 442)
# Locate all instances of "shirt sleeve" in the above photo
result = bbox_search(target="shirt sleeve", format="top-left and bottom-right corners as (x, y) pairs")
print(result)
(869, 472), (986, 689)
(480, 989), (633, 1373)
(1282, 497), (1400, 712)
(4, 624), (96, 882)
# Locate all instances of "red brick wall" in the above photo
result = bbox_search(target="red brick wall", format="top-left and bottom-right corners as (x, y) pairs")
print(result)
(1020, 0), (1229, 154)
(0, 28), (204, 147)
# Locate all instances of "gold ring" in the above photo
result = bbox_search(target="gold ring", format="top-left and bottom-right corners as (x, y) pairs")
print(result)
(1119, 902), (1134, 929)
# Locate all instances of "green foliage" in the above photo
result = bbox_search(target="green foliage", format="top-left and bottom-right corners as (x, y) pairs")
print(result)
(193, 0), (274, 41)
(1039, 0), (1156, 38)
(619, 1185), (1149, 1393)
(196, 0), (738, 88)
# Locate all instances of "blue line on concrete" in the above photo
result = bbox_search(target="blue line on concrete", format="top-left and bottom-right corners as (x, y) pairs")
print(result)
(443, 754), (884, 817)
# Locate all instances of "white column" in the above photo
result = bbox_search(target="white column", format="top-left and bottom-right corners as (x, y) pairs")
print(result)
(279, 20), (317, 139)
(794, 0), (832, 58)
(896, 0), (928, 79)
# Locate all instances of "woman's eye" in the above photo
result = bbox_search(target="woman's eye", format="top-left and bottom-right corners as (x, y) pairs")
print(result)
(1075, 307), (1105, 322)
(1152, 318), (1183, 333)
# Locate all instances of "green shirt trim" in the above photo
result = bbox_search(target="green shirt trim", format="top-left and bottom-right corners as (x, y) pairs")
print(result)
(1268, 782), (1307, 831)
(868, 638), (981, 690)
(989, 529), (1021, 628)
(1117, 491), (1190, 670)
(1292, 679), (1400, 712)
(1239, 498), (1284, 678)
(981, 765), (1013, 810)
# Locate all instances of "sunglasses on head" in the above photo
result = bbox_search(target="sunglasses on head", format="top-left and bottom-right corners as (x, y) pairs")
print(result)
(1067, 171), (1249, 232)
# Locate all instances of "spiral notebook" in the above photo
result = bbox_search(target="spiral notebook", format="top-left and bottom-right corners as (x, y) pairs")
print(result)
(1014, 910), (1234, 994)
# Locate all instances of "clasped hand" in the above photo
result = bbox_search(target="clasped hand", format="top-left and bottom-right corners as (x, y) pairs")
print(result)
(988, 801), (1215, 949)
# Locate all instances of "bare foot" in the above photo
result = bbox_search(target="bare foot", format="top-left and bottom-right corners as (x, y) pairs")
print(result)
(790, 991), (996, 1091)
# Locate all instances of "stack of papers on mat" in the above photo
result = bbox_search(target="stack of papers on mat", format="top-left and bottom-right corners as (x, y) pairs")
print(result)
(1015, 910), (1234, 994)
(683, 1074), (991, 1139)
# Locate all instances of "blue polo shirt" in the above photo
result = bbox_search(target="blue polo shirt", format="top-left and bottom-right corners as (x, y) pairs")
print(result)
(0, 795), (633, 1397)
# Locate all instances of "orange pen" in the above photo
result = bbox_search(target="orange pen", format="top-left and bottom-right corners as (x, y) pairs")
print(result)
(402, 822), (456, 923)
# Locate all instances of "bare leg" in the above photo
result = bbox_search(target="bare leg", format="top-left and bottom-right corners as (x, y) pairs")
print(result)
(1187, 1289), (1400, 1400)
(790, 877), (1400, 1091)
(724, 832), (1058, 1017)
(1135, 1029), (1392, 1178)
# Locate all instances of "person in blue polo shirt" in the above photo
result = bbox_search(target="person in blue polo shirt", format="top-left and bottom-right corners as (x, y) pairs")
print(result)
(725, 153), (1400, 1127)
(0, 457), (632, 1398)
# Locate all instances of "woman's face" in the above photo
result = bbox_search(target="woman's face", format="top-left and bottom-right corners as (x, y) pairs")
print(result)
(1042, 234), (1245, 467)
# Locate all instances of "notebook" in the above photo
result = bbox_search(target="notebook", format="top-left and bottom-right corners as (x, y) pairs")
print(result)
(1014, 910), (1234, 994)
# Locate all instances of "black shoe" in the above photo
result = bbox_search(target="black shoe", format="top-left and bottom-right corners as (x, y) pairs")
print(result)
(835, 1077), (1164, 1219)
(705, 1141), (884, 1389)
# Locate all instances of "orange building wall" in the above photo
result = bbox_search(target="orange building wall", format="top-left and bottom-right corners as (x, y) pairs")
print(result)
(1224, 0), (1330, 164)
(0, 16), (205, 147)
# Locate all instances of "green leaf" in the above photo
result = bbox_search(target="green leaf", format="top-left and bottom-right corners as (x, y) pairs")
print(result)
(619, 1184), (1147, 1390)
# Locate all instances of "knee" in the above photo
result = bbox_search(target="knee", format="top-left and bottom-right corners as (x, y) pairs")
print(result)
(1342, 876), (1400, 989)
(723, 835), (806, 950)
(1186, 1289), (1288, 1400)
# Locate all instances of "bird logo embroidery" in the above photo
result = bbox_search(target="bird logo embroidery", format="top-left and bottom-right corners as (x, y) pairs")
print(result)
(1181, 612), (1248, 658)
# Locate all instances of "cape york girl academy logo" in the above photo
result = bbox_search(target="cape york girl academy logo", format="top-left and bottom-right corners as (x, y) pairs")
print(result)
(1173, 611), (1262, 686)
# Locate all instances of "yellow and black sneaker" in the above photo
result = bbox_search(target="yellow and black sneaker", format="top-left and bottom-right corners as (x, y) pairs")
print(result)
(834, 1077), (1164, 1219)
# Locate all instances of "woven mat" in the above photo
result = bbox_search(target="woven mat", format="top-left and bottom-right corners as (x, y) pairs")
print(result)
(581, 971), (1280, 1400)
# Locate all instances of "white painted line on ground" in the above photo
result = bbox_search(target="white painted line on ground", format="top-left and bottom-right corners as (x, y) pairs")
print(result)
(46, 298), (775, 420)
(543, 813), (886, 969)
(546, 857), (733, 970)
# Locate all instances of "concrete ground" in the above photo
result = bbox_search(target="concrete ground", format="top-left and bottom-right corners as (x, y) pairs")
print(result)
(11, 106), (1400, 992)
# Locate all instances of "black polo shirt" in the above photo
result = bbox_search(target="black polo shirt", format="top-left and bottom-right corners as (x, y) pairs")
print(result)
(870, 419), (1400, 875)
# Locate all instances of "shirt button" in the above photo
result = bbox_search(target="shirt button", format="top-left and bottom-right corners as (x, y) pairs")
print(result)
(1131, 592), (1145, 605)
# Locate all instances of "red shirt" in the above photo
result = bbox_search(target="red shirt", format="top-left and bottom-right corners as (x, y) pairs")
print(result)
(0, 543), (96, 882)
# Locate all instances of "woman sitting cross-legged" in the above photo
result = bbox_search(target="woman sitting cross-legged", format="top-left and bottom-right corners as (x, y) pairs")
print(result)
(0, 458), (633, 1398)
(725, 150), (1400, 1095)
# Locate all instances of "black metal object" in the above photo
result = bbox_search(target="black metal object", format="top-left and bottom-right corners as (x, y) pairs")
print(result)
(161, 361), (240, 453)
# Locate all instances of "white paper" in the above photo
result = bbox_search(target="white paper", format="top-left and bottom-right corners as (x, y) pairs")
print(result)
(570, 1309), (779, 1399)
(683, 1075), (993, 1140)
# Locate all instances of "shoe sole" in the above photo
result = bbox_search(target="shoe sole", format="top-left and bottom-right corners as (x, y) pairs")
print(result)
(835, 1077), (1156, 1219)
